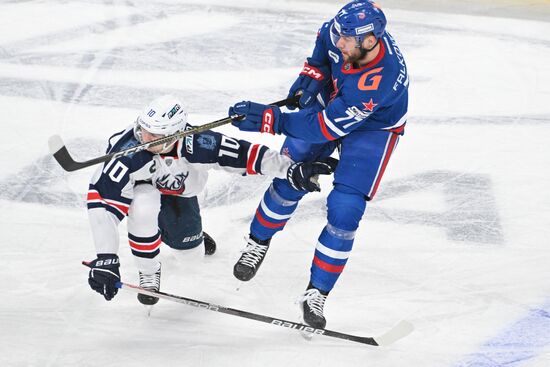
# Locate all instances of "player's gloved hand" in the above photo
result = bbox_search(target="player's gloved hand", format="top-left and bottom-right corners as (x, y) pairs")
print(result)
(287, 60), (330, 110)
(287, 157), (339, 192)
(84, 254), (120, 301)
(229, 101), (282, 135)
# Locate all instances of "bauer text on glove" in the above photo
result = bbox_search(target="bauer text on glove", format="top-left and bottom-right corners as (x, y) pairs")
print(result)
(84, 254), (121, 301)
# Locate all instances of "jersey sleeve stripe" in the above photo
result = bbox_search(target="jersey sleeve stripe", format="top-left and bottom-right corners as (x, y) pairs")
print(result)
(322, 110), (347, 137)
(254, 146), (268, 174)
(246, 144), (261, 175)
(317, 112), (338, 141)
(87, 190), (130, 216)
(87, 202), (125, 221)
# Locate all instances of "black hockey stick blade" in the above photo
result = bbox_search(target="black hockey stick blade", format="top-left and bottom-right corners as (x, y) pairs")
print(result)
(49, 135), (105, 172)
(49, 96), (299, 172)
(116, 281), (414, 346)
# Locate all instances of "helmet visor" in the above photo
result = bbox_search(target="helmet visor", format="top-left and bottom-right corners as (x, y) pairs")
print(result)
(134, 120), (177, 151)
(329, 22), (342, 46)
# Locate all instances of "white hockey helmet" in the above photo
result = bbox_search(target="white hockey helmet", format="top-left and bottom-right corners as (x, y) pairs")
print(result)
(135, 95), (188, 138)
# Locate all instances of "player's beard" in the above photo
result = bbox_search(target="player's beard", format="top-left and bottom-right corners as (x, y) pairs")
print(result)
(343, 47), (362, 64)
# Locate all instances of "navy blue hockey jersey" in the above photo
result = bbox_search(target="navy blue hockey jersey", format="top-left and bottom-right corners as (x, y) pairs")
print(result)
(86, 125), (293, 254)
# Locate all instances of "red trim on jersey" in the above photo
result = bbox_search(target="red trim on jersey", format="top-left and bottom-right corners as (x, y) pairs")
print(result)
(313, 256), (345, 273)
(341, 41), (386, 75)
(255, 209), (287, 229)
(87, 190), (129, 215)
(158, 187), (184, 195)
(129, 237), (162, 252)
(247, 144), (260, 175)
(317, 112), (337, 141)
(388, 123), (406, 135)
(369, 133), (398, 199)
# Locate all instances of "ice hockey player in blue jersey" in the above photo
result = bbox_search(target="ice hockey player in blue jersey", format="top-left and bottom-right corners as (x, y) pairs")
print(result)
(85, 95), (336, 305)
(228, 1), (408, 328)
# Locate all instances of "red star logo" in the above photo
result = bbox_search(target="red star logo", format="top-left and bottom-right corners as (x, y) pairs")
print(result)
(362, 98), (377, 112)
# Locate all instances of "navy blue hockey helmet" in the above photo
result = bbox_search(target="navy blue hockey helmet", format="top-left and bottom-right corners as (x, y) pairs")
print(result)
(330, 1), (387, 46)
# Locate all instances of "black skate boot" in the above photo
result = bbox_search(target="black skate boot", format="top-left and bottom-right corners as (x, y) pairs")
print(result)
(203, 231), (217, 256)
(137, 264), (161, 305)
(299, 283), (328, 329)
(233, 234), (271, 281)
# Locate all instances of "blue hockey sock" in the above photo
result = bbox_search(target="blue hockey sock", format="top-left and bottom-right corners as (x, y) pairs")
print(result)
(310, 185), (366, 292)
(250, 178), (306, 240)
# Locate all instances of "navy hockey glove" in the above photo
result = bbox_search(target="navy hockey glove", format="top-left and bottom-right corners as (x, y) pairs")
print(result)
(229, 101), (283, 135)
(84, 254), (120, 301)
(287, 60), (330, 110)
(287, 158), (339, 192)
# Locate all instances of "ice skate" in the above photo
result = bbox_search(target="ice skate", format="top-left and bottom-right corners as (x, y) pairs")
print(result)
(298, 285), (328, 330)
(203, 231), (217, 256)
(233, 234), (271, 281)
(137, 264), (161, 306)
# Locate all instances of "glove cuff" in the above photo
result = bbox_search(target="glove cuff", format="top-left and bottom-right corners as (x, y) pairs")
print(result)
(286, 163), (302, 191)
(261, 106), (283, 135)
(97, 253), (119, 259)
(299, 62), (326, 81)
(94, 254), (120, 269)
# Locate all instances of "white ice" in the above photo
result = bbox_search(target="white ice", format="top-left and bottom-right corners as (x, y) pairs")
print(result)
(1, 1), (550, 366)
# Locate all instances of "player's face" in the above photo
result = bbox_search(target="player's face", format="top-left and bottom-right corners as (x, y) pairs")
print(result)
(336, 36), (362, 63)
(140, 129), (174, 154)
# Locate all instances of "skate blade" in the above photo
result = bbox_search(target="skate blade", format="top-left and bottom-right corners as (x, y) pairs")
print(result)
(143, 305), (154, 317)
(298, 311), (314, 341)
(235, 280), (245, 292)
(299, 330), (314, 341)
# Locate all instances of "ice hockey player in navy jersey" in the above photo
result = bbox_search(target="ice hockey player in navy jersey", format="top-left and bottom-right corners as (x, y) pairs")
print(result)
(85, 95), (336, 305)
(228, 1), (408, 328)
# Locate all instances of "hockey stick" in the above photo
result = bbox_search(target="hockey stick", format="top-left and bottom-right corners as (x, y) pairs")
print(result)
(116, 281), (414, 346)
(49, 96), (297, 172)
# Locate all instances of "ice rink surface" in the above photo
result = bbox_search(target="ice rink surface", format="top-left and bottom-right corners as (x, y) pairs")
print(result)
(1, 0), (550, 366)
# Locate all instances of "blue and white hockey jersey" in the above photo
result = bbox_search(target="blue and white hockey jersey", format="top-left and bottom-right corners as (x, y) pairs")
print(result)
(279, 21), (408, 142)
(87, 125), (293, 254)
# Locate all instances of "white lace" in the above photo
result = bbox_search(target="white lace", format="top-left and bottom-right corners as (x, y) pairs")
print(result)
(238, 237), (269, 268)
(297, 289), (327, 317)
(139, 269), (161, 291)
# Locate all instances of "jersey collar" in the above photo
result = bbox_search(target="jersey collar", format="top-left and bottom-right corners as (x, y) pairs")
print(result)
(341, 40), (386, 74)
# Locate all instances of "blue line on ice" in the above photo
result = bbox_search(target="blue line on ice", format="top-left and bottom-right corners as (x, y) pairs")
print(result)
(455, 301), (550, 367)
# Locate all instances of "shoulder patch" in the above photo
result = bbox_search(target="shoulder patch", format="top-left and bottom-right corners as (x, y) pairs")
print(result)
(197, 134), (216, 151)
